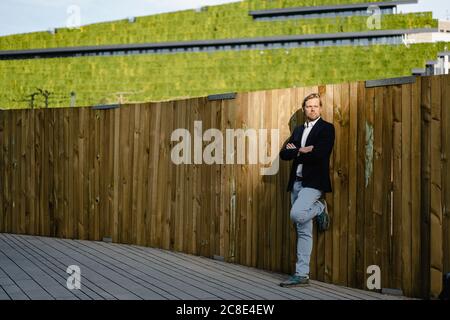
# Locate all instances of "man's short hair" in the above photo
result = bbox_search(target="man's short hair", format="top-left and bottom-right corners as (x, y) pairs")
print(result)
(302, 93), (323, 109)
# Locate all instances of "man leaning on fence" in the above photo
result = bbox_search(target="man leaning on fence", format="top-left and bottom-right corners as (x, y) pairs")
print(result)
(279, 93), (335, 287)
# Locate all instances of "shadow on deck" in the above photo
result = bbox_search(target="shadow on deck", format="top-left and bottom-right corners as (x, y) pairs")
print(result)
(0, 233), (412, 300)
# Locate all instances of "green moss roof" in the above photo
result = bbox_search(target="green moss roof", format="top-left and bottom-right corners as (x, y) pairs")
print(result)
(1, 42), (448, 109)
(0, 0), (436, 50)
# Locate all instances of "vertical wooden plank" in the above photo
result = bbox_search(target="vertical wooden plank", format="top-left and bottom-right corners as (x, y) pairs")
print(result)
(199, 100), (207, 255)
(121, 105), (133, 244)
(363, 87), (375, 290)
(59, 108), (65, 238)
(28, 109), (36, 236)
(78, 107), (87, 239)
(18, 110), (27, 235)
(93, 108), (101, 241)
(216, 99), (223, 260)
(112, 107), (121, 243)
(104, 109), (114, 243)
(84, 108), (92, 240)
(235, 93), (246, 265)
(6, 111), (13, 233)
(12, 110), (20, 234)
(207, 101), (216, 257)
(347, 82), (358, 288)
(205, 98), (213, 258)
(182, 100), (193, 254)
(4, 111), (12, 233)
(127, 105), (136, 244)
(245, 93), (254, 267)
(72, 108), (81, 238)
(167, 101), (179, 250)
(219, 99), (227, 260)
(261, 90), (268, 271)
(131, 105), (141, 245)
(206, 100), (213, 258)
(61, 108), (68, 237)
(258, 91), (269, 270)
(68, 108), (76, 238)
(430, 76), (443, 298)
(323, 84), (334, 283)
(222, 98), (235, 262)
(401, 83), (413, 296)
(380, 85), (393, 292)
(172, 100), (183, 252)
(410, 78), (422, 298)
(98, 108), (107, 240)
(420, 76), (432, 298)
(149, 102), (161, 248)
(193, 99), (200, 255)
(106, 109), (115, 241)
(168, 101), (176, 252)
(269, 89), (280, 271)
(442, 75), (450, 277)
(157, 102), (171, 250)
(372, 86), (385, 289)
(355, 81), (367, 289)
(0, 110), (8, 233)
(35, 109), (43, 235)
(43, 109), (50, 236)
(213, 100), (223, 260)
(339, 83), (350, 285)
(137, 104), (150, 246)
(18, 110), (26, 235)
(48, 109), (55, 237)
(332, 84), (342, 284)
(53, 108), (62, 237)
(392, 84), (403, 291)
(276, 90), (287, 272)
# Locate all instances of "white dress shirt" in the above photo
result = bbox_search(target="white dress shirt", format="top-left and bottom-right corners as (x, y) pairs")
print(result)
(296, 117), (321, 177)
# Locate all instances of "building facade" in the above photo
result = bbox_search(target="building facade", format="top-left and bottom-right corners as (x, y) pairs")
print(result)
(0, 0), (449, 109)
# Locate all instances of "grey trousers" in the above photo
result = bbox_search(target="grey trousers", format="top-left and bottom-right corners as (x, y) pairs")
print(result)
(290, 181), (325, 277)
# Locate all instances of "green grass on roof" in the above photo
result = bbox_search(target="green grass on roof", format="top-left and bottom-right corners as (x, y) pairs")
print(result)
(1, 42), (448, 109)
(0, 0), (436, 51)
(246, 0), (394, 10)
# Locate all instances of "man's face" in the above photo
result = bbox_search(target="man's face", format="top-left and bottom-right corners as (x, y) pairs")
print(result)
(303, 97), (322, 122)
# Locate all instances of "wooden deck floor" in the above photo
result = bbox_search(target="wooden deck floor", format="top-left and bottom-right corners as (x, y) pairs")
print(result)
(0, 233), (410, 300)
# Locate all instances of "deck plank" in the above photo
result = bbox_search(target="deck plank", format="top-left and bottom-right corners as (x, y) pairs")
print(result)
(74, 240), (251, 300)
(5, 233), (107, 300)
(0, 234), (413, 300)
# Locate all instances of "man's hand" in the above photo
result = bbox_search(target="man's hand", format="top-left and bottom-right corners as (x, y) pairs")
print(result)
(286, 143), (297, 150)
(298, 146), (314, 155)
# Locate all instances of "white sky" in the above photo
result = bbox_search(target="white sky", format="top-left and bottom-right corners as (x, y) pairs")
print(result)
(0, 0), (448, 37)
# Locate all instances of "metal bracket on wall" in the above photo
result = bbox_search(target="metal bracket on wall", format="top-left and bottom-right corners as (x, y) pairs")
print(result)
(207, 93), (237, 101)
(92, 104), (120, 110)
(365, 76), (416, 88)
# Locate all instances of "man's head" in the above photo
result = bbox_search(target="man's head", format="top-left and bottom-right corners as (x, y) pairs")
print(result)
(302, 93), (323, 122)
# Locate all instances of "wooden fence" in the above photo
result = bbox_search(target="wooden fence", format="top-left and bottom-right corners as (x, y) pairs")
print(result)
(0, 74), (449, 299)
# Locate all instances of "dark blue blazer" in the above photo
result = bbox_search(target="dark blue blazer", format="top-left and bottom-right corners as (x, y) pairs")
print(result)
(280, 118), (335, 193)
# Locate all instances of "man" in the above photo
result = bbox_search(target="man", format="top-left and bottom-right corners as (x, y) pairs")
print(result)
(279, 93), (335, 287)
